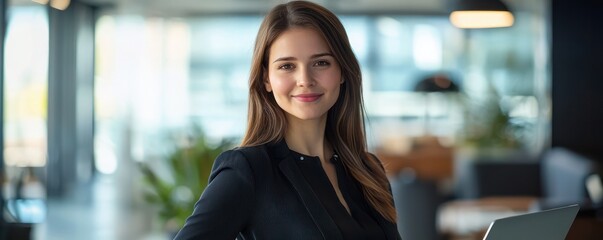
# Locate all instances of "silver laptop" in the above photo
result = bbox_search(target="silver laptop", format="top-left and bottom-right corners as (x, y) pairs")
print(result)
(483, 204), (580, 240)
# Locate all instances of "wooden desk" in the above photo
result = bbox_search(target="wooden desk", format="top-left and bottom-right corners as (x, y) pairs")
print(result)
(566, 211), (603, 240)
(376, 138), (453, 181)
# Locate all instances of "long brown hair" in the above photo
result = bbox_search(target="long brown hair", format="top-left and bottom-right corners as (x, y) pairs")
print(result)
(241, 0), (396, 223)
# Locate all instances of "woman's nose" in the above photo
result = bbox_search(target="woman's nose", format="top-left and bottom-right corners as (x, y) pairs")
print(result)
(296, 68), (315, 87)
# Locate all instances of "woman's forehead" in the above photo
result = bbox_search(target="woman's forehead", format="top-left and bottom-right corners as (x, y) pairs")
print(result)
(268, 27), (332, 61)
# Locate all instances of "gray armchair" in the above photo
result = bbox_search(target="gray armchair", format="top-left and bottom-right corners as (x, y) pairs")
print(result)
(534, 148), (600, 210)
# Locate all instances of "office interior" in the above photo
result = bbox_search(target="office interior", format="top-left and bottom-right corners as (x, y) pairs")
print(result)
(1, 0), (602, 239)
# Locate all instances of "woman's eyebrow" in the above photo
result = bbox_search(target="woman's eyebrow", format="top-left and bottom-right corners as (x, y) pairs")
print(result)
(310, 52), (333, 59)
(272, 56), (296, 63)
(272, 52), (333, 63)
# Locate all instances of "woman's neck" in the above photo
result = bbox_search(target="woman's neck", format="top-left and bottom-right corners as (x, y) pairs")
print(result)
(284, 115), (332, 163)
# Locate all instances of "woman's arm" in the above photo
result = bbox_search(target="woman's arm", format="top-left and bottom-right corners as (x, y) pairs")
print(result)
(173, 150), (255, 240)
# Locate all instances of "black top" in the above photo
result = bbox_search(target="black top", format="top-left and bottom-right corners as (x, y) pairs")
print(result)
(173, 140), (402, 240)
(291, 150), (387, 240)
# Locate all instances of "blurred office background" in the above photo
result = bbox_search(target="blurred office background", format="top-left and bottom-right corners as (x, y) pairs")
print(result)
(1, 0), (602, 239)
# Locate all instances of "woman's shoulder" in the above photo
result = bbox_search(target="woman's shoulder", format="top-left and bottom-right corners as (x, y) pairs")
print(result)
(232, 143), (271, 162)
(216, 142), (268, 157)
(213, 143), (274, 171)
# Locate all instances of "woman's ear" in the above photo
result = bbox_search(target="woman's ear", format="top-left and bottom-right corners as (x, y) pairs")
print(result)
(263, 69), (272, 92)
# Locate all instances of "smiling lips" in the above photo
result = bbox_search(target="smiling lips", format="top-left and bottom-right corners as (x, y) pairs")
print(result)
(293, 93), (323, 102)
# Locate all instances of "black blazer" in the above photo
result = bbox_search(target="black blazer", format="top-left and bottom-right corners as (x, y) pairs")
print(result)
(173, 140), (402, 240)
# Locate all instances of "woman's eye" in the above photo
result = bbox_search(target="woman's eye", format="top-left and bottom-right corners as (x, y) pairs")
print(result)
(278, 63), (294, 70)
(314, 60), (330, 67)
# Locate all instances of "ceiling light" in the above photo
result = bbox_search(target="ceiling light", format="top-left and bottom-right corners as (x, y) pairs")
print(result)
(50, 0), (71, 11)
(450, 0), (514, 29)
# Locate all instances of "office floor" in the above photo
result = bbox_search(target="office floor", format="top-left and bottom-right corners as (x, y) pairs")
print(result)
(33, 175), (167, 240)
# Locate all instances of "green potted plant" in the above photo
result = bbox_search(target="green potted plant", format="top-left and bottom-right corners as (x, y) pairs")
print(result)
(138, 127), (233, 236)
(454, 85), (532, 198)
(460, 87), (524, 152)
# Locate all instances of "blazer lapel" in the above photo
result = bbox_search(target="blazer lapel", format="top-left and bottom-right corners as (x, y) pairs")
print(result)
(272, 141), (343, 240)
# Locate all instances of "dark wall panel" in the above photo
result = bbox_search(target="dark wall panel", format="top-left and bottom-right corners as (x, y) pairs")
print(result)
(552, 0), (603, 161)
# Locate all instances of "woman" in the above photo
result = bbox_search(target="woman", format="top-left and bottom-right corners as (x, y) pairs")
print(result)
(174, 1), (401, 239)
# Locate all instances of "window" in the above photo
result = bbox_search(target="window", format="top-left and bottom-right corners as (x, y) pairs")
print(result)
(3, 4), (48, 224)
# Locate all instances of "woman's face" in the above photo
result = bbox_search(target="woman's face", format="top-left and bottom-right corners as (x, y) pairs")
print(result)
(265, 27), (342, 122)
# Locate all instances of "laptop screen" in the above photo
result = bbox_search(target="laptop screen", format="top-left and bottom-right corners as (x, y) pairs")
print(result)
(483, 204), (579, 240)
